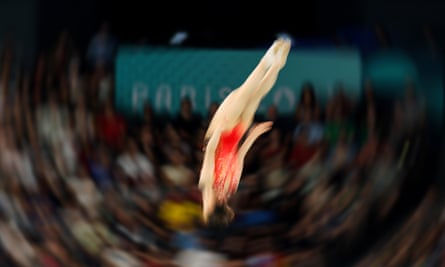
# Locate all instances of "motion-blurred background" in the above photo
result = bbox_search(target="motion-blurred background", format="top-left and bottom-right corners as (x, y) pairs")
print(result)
(0, 0), (444, 266)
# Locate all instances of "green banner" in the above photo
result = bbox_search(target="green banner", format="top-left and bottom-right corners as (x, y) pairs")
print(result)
(115, 46), (363, 116)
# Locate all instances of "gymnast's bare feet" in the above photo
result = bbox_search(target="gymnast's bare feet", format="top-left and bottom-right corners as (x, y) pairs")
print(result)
(275, 38), (292, 69)
(264, 38), (291, 70)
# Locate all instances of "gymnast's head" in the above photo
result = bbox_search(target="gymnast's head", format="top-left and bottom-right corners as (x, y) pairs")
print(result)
(206, 202), (234, 228)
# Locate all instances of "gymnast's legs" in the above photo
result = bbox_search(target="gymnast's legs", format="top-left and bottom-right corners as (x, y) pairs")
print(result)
(205, 38), (291, 140)
(239, 43), (290, 128)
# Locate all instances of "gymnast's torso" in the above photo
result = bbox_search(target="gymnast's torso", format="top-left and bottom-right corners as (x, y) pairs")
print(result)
(213, 123), (245, 202)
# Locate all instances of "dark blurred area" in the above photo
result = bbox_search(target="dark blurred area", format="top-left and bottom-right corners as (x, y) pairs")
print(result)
(0, 0), (444, 266)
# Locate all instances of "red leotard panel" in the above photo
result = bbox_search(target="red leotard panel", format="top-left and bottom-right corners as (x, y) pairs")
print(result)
(213, 123), (245, 202)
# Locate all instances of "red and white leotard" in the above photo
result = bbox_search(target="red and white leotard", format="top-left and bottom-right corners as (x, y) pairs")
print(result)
(213, 123), (245, 202)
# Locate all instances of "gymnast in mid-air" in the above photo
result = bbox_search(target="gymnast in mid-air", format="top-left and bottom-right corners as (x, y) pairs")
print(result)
(198, 37), (291, 226)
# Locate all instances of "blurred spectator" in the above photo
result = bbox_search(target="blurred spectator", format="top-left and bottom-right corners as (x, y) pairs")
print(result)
(0, 126), (38, 193)
(160, 123), (193, 165)
(95, 101), (127, 151)
(101, 248), (143, 267)
(259, 128), (286, 165)
(174, 97), (203, 143)
(288, 126), (320, 170)
(63, 206), (106, 261)
(324, 90), (355, 146)
(49, 31), (76, 80)
(161, 147), (195, 188)
(35, 91), (70, 149)
(88, 146), (116, 191)
(0, 211), (38, 267)
(327, 132), (355, 171)
(72, 94), (95, 146)
(137, 102), (160, 131)
(292, 108), (324, 146)
(90, 62), (114, 108)
(86, 21), (117, 70)
(66, 166), (103, 218)
(326, 84), (353, 122)
(68, 55), (85, 106)
(295, 82), (321, 122)
(138, 124), (162, 166)
(174, 247), (226, 267)
(116, 137), (155, 186)
(203, 102), (219, 128)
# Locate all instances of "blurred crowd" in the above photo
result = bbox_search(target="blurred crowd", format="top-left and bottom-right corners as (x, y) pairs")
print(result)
(0, 23), (442, 267)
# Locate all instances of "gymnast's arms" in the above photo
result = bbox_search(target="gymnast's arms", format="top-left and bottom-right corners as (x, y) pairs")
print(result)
(198, 125), (222, 223)
(234, 121), (274, 180)
(238, 121), (273, 160)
